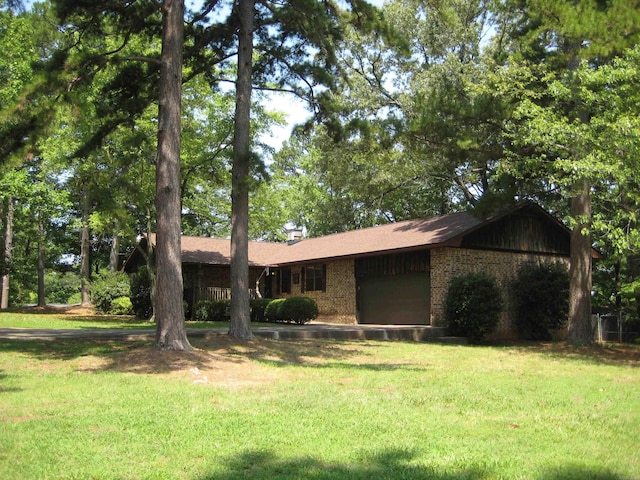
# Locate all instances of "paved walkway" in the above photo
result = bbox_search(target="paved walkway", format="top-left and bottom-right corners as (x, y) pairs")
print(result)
(0, 323), (465, 343)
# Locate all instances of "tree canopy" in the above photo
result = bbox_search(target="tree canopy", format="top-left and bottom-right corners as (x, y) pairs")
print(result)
(0, 0), (638, 345)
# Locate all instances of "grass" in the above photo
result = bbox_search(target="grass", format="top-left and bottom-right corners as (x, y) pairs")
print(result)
(0, 311), (266, 330)
(0, 313), (639, 479)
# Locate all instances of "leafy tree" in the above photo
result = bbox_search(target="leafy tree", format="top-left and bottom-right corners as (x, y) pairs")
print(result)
(494, 0), (640, 344)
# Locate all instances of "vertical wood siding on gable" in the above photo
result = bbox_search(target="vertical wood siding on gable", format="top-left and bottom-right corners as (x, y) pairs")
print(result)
(461, 212), (570, 255)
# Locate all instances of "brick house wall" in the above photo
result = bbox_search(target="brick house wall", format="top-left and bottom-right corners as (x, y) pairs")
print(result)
(279, 259), (358, 323)
(430, 247), (569, 338)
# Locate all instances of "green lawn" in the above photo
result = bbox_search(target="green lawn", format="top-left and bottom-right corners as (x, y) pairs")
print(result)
(0, 311), (243, 330)
(0, 316), (638, 479)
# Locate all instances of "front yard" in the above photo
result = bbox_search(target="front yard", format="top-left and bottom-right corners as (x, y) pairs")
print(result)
(0, 310), (638, 479)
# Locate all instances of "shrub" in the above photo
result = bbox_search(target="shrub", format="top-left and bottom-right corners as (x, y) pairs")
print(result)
(265, 297), (318, 324)
(67, 292), (82, 305)
(45, 271), (81, 304)
(512, 261), (569, 340)
(250, 298), (272, 322)
(111, 296), (134, 315)
(193, 300), (230, 322)
(91, 271), (131, 314)
(265, 298), (286, 322)
(445, 273), (504, 342)
(279, 296), (319, 324)
(129, 267), (153, 319)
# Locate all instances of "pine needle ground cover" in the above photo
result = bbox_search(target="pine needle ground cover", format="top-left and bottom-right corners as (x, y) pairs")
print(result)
(0, 334), (638, 479)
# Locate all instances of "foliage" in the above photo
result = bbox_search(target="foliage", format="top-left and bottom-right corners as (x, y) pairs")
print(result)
(193, 300), (230, 322)
(129, 266), (153, 320)
(90, 271), (130, 314)
(264, 298), (286, 322)
(44, 271), (81, 305)
(512, 261), (570, 340)
(265, 296), (319, 324)
(445, 273), (504, 342)
(110, 296), (133, 316)
(250, 298), (272, 322)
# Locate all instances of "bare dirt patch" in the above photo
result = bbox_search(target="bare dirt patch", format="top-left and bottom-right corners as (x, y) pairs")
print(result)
(72, 336), (345, 389)
(10, 304), (96, 316)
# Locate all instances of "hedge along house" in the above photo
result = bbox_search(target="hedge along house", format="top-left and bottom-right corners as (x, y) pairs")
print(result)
(124, 201), (601, 338)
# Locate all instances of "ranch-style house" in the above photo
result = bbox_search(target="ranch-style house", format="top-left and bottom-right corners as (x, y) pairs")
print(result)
(123, 201), (601, 338)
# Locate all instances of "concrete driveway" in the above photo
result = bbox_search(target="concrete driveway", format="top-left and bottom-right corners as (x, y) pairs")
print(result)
(0, 322), (464, 343)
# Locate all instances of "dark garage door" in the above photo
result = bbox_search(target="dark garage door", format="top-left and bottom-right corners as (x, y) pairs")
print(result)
(357, 272), (430, 325)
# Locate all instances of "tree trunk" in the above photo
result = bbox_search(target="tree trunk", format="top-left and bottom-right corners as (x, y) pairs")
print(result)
(567, 179), (593, 344)
(80, 188), (91, 306)
(37, 216), (45, 308)
(109, 226), (119, 272)
(155, 0), (191, 350)
(1, 197), (14, 309)
(229, 0), (255, 340)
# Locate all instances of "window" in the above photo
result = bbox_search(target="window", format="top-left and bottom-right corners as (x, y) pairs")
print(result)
(303, 264), (325, 292)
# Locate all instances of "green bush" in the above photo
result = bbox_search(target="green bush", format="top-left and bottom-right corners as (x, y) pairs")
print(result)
(250, 298), (272, 322)
(91, 271), (131, 314)
(264, 298), (286, 322)
(512, 261), (569, 340)
(193, 300), (230, 322)
(445, 273), (504, 342)
(67, 292), (82, 305)
(111, 296), (134, 315)
(129, 266), (153, 319)
(265, 297), (318, 324)
(45, 271), (81, 304)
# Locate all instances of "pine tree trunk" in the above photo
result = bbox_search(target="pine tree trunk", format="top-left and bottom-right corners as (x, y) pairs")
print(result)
(80, 189), (91, 307)
(155, 0), (191, 350)
(567, 179), (593, 344)
(109, 227), (119, 272)
(37, 216), (45, 308)
(229, 0), (255, 340)
(1, 198), (14, 309)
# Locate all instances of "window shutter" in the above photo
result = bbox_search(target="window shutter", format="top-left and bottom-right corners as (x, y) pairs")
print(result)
(301, 267), (305, 293)
(322, 264), (327, 292)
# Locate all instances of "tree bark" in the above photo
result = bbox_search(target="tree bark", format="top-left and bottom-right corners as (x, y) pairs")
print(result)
(37, 215), (45, 308)
(155, 0), (191, 350)
(567, 179), (593, 344)
(1, 197), (14, 309)
(80, 188), (91, 307)
(109, 226), (119, 272)
(229, 0), (255, 340)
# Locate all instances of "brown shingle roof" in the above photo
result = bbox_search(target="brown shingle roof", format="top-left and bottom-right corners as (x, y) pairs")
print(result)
(270, 211), (481, 265)
(178, 236), (288, 266)
(142, 211), (481, 268)
(160, 211), (480, 266)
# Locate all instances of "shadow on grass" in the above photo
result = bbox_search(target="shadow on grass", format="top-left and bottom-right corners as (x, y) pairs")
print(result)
(199, 449), (626, 480)
(0, 336), (386, 375)
(0, 369), (22, 393)
(202, 448), (488, 480)
(1, 334), (637, 376)
(501, 342), (640, 368)
(0, 338), (148, 362)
